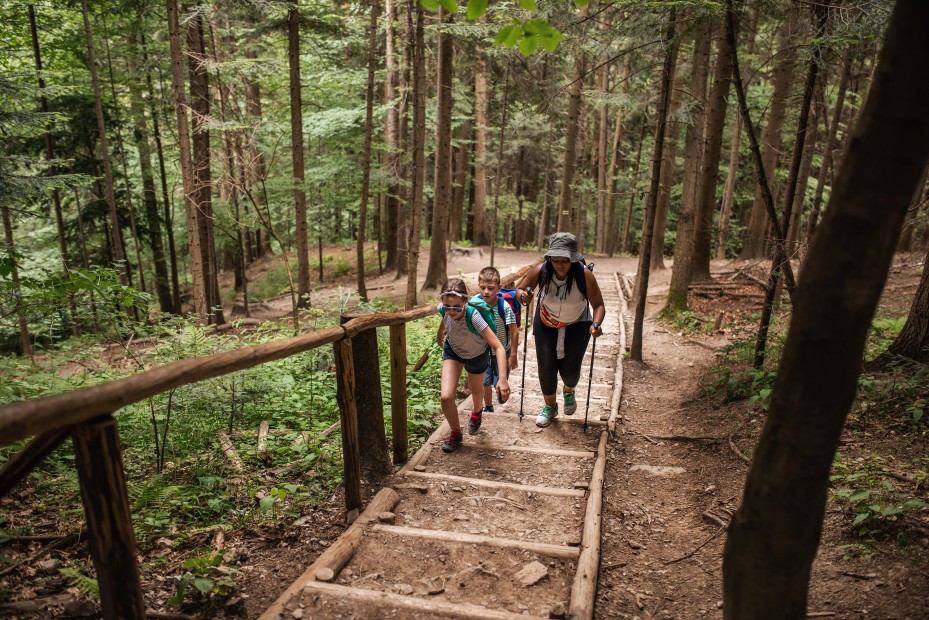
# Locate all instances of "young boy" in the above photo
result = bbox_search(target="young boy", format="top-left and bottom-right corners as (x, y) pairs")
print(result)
(475, 267), (519, 415)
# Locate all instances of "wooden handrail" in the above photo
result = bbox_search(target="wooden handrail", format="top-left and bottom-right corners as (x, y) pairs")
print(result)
(0, 305), (431, 446)
(0, 261), (534, 447)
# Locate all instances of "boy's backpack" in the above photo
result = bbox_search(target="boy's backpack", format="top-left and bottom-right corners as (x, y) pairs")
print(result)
(442, 297), (497, 337)
(497, 288), (522, 328)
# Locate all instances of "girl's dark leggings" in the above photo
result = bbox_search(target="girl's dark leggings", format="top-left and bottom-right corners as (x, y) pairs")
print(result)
(533, 317), (592, 395)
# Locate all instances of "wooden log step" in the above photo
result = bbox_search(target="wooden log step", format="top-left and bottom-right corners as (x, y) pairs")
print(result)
(455, 440), (595, 459)
(389, 479), (584, 546)
(294, 580), (547, 619)
(401, 471), (586, 497)
(371, 524), (581, 559)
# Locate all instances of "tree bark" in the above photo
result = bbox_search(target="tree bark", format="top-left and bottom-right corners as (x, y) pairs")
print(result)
(666, 19), (712, 313)
(631, 7), (678, 362)
(186, 7), (224, 324)
(357, 0), (380, 300)
(556, 10), (588, 233)
(286, 4), (311, 307)
(2, 208), (32, 356)
(472, 58), (490, 246)
(594, 53), (610, 254)
(605, 59), (629, 255)
(723, 3), (929, 615)
(81, 0), (128, 286)
(449, 119), (469, 243)
(405, 3), (425, 309)
(622, 115), (648, 254)
(384, 0), (400, 270)
(423, 7), (453, 290)
(166, 0), (208, 320)
(738, 6), (798, 261)
(649, 70), (683, 271)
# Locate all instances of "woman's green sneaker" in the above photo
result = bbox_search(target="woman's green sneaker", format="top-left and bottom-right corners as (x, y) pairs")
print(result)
(563, 390), (577, 416)
(536, 404), (558, 427)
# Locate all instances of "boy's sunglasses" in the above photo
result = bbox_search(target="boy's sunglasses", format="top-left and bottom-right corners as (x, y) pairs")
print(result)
(441, 305), (465, 313)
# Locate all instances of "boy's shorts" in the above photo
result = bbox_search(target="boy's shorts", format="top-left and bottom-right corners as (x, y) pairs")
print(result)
(483, 348), (512, 387)
(443, 341), (491, 375)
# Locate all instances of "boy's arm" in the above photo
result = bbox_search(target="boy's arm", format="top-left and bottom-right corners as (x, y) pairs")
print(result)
(508, 323), (519, 370)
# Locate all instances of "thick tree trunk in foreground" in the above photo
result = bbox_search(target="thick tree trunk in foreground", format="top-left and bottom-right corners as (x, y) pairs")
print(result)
(722, 3), (929, 617)
(631, 8), (677, 362)
(288, 4), (312, 307)
(423, 7), (452, 290)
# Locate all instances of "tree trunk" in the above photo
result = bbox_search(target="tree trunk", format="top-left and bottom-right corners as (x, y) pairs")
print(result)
(556, 10), (588, 233)
(286, 4), (311, 307)
(166, 0), (207, 319)
(738, 6), (798, 261)
(594, 55), (610, 254)
(622, 116), (648, 254)
(489, 60), (510, 266)
(186, 8), (224, 324)
(804, 53), (852, 249)
(423, 7), (453, 289)
(537, 136), (554, 250)
(666, 19), (712, 313)
(449, 119), (469, 243)
(395, 2), (412, 276)
(357, 0), (380, 300)
(605, 59), (629, 256)
(405, 3), (425, 309)
(127, 31), (173, 314)
(880, 245), (929, 363)
(472, 58), (490, 246)
(81, 0), (127, 286)
(723, 3), (929, 615)
(649, 70), (683, 271)
(2, 208), (32, 356)
(384, 0), (400, 270)
(897, 162), (929, 253)
(631, 8), (678, 362)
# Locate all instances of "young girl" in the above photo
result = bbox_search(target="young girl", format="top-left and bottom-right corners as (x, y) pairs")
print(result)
(436, 278), (511, 452)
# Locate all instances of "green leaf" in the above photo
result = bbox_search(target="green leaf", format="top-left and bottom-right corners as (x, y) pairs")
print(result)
(519, 35), (540, 56)
(519, 0), (537, 10)
(438, 0), (459, 12)
(539, 30), (563, 52)
(575, 0), (591, 6)
(852, 512), (870, 526)
(495, 25), (515, 45)
(523, 18), (550, 35)
(420, 0), (440, 10)
(193, 577), (214, 594)
(466, 0), (488, 21)
(259, 496), (276, 512)
(848, 488), (871, 503)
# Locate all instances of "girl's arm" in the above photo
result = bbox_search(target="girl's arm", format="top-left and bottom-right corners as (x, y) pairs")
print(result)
(584, 270), (607, 338)
(481, 327), (511, 398)
(436, 319), (446, 348)
(515, 263), (543, 304)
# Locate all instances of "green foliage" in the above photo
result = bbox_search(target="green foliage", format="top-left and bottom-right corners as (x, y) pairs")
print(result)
(830, 453), (928, 539)
(167, 551), (240, 607)
(58, 567), (100, 601)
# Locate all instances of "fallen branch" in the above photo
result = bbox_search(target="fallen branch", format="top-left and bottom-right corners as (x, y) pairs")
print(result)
(664, 524), (726, 565)
(257, 421), (270, 462)
(0, 528), (86, 578)
(648, 435), (720, 443)
(470, 495), (527, 511)
(411, 349), (431, 372)
(728, 434), (751, 464)
(145, 610), (195, 620)
(218, 432), (245, 472)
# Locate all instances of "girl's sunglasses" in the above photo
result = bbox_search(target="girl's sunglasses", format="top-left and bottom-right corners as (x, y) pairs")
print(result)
(441, 304), (465, 313)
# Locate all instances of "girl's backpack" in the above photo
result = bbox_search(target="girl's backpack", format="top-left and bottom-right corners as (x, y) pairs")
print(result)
(441, 298), (497, 337)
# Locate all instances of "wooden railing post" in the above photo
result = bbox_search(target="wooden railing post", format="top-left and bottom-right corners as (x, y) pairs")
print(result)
(388, 323), (408, 464)
(341, 311), (391, 476)
(333, 339), (362, 515)
(71, 416), (145, 620)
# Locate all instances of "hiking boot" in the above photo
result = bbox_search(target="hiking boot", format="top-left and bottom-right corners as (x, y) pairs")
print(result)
(536, 404), (558, 428)
(563, 391), (577, 416)
(441, 429), (463, 453)
(468, 410), (483, 434)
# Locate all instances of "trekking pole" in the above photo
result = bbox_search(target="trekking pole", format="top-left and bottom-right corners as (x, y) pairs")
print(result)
(518, 288), (532, 423)
(583, 336), (596, 433)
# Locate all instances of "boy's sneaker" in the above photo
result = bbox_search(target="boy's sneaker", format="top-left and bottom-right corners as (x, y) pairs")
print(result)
(468, 410), (483, 434)
(536, 404), (558, 428)
(441, 430), (463, 452)
(563, 391), (577, 416)
(483, 405), (495, 414)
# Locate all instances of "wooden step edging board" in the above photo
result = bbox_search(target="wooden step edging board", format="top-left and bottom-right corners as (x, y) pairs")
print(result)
(569, 431), (608, 620)
(608, 271), (629, 434)
(453, 441), (596, 459)
(301, 580), (547, 620)
(371, 524), (582, 559)
(259, 487), (400, 620)
(401, 470), (587, 497)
